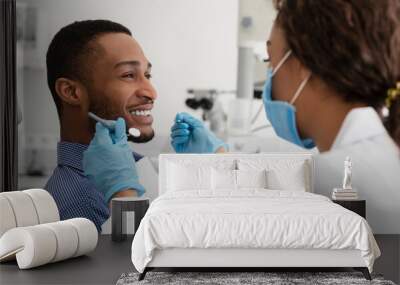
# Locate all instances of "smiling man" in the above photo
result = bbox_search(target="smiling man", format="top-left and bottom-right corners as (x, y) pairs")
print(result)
(44, 20), (157, 231)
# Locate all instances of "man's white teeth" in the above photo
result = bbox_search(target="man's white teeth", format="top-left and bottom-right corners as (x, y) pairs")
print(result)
(130, 110), (151, 116)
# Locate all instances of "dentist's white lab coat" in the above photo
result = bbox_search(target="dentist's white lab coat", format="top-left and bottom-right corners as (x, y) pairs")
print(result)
(314, 107), (400, 234)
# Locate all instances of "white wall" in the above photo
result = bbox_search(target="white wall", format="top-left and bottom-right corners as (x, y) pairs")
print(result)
(18, 0), (239, 170)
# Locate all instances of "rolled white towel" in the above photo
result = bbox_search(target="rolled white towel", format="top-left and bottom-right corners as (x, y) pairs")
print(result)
(0, 191), (39, 228)
(0, 225), (57, 268)
(0, 196), (17, 238)
(66, 218), (98, 257)
(42, 221), (79, 262)
(0, 218), (98, 269)
(23, 189), (59, 224)
(0, 189), (60, 239)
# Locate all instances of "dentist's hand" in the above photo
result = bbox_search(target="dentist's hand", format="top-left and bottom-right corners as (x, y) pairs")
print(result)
(170, 112), (228, 153)
(83, 118), (145, 203)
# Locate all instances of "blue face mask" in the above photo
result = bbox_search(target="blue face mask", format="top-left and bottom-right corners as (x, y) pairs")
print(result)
(262, 51), (315, 149)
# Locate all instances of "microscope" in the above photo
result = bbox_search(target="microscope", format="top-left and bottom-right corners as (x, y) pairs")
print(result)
(185, 44), (269, 141)
(185, 89), (228, 135)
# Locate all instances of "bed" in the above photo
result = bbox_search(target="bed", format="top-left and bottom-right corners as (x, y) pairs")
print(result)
(131, 153), (380, 280)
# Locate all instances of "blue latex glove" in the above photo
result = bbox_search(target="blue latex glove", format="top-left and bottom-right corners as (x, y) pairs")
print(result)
(170, 112), (228, 153)
(83, 118), (145, 202)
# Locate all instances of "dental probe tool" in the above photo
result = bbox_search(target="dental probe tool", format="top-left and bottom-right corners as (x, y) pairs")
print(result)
(88, 112), (141, 137)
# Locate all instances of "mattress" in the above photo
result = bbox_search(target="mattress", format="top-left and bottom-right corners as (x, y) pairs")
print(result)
(131, 190), (380, 273)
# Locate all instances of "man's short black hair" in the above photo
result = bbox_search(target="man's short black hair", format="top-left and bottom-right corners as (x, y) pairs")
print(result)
(46, 19), (132, 116)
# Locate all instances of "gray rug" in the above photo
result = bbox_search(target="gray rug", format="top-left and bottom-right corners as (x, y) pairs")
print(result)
(116, 272), (396, 285)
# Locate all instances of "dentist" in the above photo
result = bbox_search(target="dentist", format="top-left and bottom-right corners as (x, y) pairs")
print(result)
(170, 0), (400, 234)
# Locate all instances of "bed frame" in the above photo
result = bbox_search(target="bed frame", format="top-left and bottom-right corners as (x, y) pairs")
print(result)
(139, 248), (371, 280)
(138, 154), (372, 281)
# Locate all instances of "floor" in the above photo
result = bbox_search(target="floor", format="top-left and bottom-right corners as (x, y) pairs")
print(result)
(0, 235), (398, 285)
(374, 235), (400, 284)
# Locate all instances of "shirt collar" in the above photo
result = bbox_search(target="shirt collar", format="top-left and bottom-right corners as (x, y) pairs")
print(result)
(331, 107), (387, 150)
(57, 141), (143, 171)
(57, 142), (88, 172)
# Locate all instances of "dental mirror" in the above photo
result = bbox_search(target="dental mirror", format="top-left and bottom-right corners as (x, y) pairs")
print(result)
(88, 112), (141, 138)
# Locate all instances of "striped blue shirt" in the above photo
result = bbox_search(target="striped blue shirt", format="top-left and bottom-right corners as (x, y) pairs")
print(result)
(45, 141), (142, 232)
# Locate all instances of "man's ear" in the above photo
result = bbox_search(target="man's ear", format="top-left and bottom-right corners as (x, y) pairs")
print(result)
(54, 78), (86, 106)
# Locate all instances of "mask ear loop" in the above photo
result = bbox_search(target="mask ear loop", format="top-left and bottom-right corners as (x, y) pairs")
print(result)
(289, 73), (312, 105)
(250, 50), (293, 127)
(272, 50), (292, 76)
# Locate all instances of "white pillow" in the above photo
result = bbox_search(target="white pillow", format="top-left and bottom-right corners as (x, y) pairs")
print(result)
(211, 169), (268, 190)
(211, 168), (236, 190)
(236, 169), (268, 189)
(267, 166), (306, 191)
(167, 162), (212, 191)
(238, 159), (309, 191)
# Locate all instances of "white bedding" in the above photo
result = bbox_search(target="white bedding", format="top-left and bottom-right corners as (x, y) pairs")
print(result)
(131, 190), (380, 273)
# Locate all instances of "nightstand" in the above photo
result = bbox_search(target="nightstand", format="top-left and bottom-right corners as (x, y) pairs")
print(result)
(111, 197), (149, 242)
(332, 199), (366, 218)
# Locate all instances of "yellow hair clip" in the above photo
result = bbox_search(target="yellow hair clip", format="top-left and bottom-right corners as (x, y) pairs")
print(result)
(386, 82), (400, 108)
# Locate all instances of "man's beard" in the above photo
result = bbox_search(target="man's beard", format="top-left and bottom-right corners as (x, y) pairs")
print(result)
(88, 92), (155, 144)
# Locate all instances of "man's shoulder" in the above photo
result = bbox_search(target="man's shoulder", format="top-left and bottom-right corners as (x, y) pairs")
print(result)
(45, 165), (100, 201)
(44, 164), (109, 231)
(46, 165), (86, 187)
